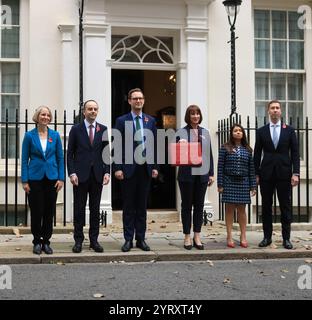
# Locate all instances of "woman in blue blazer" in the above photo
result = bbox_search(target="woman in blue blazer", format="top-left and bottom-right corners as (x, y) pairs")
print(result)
(21, 106), (64, 255)
(177, 105), (214, 250)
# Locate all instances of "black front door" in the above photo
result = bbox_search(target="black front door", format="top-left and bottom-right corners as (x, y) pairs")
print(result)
(111, 69), (176, 210)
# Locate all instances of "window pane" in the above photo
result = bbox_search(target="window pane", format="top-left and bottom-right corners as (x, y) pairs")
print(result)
(272, 41), (287, 69)
(289, 41), (304, 69)
(271, 73), (286, 100)
(272, 11), (287, 39)
(289, 12), (304, 40)
(1, 95), (19, 122)
(288, 74), (303, 100)
(288, 102), (303, 128)
(1, 26), (20, 58)
(2, 0), (19, 25)
(255, 73), (269, 100)
(255, 40), (270, 68)
(1, 63), (20, 93)
(1, 128), (19, 159)
(255, 102), (267, 125)
(254, 10), (270, 38)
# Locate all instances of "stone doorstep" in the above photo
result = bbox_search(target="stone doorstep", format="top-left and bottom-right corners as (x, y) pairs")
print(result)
(112, 210), (180, 223)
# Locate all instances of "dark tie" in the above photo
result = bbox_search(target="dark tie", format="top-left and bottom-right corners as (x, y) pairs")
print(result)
(89, 124), (94, 145)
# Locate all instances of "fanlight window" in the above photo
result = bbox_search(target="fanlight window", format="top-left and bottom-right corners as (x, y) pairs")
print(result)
(111, 35), (174, 64)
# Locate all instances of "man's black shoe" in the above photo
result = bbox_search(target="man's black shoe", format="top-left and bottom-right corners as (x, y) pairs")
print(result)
(136, 240), (150, 251)
(258, 238), (272, 247)
(42, 244), (53, 254)
(90, 242), (104, 253)
(72, 243), (82, 253)
(121, 240), (133, 252)
(283, 239), (293, 250)
(33, 244), (42, 255)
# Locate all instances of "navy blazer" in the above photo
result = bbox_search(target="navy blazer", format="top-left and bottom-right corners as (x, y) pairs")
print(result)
(67, 122), (110, 184)
(21, 128), (64, 183)
(177, 126), (214, 183)
(113, 112), (158, 179)
(254, 123), (300, 181)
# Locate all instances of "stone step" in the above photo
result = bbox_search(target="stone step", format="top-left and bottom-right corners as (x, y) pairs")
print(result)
(112, 210), (180, 223)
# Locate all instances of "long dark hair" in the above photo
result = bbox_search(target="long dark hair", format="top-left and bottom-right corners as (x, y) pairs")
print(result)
(224, 123), (252, 153)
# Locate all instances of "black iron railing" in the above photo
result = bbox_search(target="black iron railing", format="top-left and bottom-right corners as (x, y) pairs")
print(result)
(217, 114), (312, 224)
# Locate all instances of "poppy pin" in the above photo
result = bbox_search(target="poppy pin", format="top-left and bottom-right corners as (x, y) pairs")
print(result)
(282, 124), (287, 129)
(48, 137), (53, 143)
(144, 117), (149, 123)
(96, 125), (101, 132)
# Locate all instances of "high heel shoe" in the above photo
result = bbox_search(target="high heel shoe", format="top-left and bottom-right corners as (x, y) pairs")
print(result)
(193, 239), (204, 250)
(227, 241), (235, 248)
(240, 241), (248, 248)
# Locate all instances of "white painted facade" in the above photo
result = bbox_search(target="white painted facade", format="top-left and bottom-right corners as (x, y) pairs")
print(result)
(3, 0), (312, 224)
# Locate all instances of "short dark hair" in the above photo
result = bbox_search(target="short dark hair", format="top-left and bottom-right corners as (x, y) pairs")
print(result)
(83, 99), (98, 110)
(184, 105), (203, 125)
(128, 88), (144, 99)
(267, 100), (281, 110)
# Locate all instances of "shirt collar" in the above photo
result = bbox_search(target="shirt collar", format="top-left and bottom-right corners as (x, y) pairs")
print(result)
(131, 111), (142, 120)
(270, 120), (281, 127)
(84, 119), (96, 128)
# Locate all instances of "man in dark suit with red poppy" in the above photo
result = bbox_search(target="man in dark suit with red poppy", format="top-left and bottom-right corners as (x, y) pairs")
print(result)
(114, 88), (158, 252)
(254, 100), (300, 249)
(67, 100), (110, 253)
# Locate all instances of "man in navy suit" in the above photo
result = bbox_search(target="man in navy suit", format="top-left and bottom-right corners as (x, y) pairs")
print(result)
(114, 88), (158, 252)
(67, 100), (110, 253)
(254, 100), (300, 249)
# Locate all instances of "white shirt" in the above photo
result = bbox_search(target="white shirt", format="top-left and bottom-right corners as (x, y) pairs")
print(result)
(269, 120), (281, 142)
(40, 138), (47, 156)
(84, 119), (96, 138)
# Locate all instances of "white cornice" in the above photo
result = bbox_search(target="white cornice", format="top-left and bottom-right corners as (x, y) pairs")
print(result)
(83, 23), (110, 37)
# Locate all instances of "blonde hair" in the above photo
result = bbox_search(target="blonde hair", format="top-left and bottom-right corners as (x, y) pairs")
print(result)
(32, 106), (53, 123)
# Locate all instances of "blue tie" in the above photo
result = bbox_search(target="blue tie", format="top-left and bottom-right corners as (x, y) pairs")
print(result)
(272, 124), (279, 149)
(135, 116), (146, 161)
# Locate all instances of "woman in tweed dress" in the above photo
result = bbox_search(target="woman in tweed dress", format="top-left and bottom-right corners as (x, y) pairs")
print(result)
(217, 124), (256, 248)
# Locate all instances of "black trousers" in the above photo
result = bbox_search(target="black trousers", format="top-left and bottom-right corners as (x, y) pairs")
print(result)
(28, 177), (57, 245)
(121, 165), (151, 241)
(260, 171), (292, 241)
(178, 177), (208, 234)
(73, 170), (103, 245)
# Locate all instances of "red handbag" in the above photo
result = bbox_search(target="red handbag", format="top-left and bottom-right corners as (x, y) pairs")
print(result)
(169, 142), (202, 166)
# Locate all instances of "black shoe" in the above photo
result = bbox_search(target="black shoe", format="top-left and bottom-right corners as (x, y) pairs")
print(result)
(33, 244), (42, 255)
(136, 240), (150, 251)
(283, 239), (293, 250)
(193, 239), (204, 250)
(184, 243), (192, 250)
(90, 242), (104, 253)
(258, 238), (272, 247)
(42, 244), (53, 254)
(121, 240), (133, 252)
(72, 242), (82, 253)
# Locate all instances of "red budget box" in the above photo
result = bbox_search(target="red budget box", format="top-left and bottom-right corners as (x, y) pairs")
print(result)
(169, 142), (202, 166)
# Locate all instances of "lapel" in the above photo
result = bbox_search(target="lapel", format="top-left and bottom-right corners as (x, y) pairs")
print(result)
(265, 124), (275, 149)
(79, 122), (91, 147)
(45, 128), (51, 157)
(93, 122), (101, 145)
(32, 128), (45, 158)
(277, 123), (286, 149)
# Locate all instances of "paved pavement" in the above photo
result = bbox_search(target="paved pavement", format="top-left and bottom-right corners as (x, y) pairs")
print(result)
(0, 221), (312, 264)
